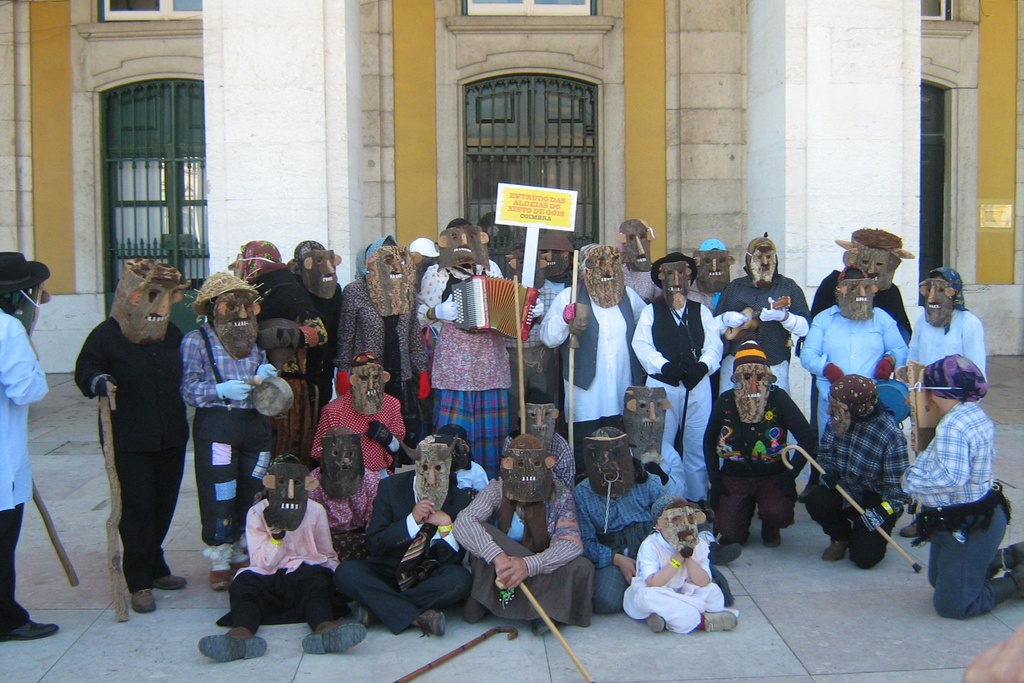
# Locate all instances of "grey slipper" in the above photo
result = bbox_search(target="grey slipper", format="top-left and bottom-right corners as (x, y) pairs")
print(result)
(198, 634), (267, 662)
(302, 623), (367, 655)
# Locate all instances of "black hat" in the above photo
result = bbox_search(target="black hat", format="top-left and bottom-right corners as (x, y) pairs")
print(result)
(0, 252), (50, 294)
(651, 252), (697, 289)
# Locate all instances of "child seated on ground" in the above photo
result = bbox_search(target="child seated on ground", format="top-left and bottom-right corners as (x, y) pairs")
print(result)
(624, 496), (738, 634)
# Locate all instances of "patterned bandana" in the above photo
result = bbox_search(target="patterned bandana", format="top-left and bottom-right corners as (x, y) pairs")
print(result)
(232, 240), (286, 283)
(923, 354), (988, 402)
(829, 374), (878, 419)
(929, 267), (966, 310)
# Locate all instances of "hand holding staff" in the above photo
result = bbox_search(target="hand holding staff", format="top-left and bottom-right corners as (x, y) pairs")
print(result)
(781, 444), (923, 573)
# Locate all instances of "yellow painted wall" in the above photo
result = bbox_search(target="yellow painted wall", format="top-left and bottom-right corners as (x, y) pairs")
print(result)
(393, 1), (437, 245)
(30, 2), (75, 294)
(976, 0), (1017, 283)
(623, 1), (666, 259)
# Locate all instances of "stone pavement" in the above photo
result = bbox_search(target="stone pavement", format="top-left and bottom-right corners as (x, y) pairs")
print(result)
(4, 358), (1024, 683)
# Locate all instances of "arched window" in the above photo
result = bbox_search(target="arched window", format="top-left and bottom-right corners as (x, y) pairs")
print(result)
(102, 80), (208, 305)
(465, 75), (598, 255)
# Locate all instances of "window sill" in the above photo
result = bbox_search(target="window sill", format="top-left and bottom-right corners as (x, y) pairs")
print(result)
(79, 19), (202, 42)
(446, 15), (615, 36)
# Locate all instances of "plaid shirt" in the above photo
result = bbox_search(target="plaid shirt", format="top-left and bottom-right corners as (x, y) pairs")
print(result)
(902, 401), (994, 508)
(180, 323), (266, 409)
(819, 407), (909, 505)
(574, 475), (664, 569)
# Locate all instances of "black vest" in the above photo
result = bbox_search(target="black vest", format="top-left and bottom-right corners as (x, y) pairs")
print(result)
(650, 299), (704, 387)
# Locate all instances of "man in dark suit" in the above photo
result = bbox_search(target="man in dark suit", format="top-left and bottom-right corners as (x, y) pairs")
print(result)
(333, 435), (472, 636)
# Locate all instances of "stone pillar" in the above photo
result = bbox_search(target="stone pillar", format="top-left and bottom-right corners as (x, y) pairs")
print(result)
(747, 0), (921, 408)
(203, 0), (364, 279)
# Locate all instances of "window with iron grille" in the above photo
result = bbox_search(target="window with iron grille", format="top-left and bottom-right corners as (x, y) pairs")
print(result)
(102, 80), (208, 318)
(464, 75), (598, 258)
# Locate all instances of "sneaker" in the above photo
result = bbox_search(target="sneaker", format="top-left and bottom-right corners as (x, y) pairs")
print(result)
(0, 621), (59, 641)
(413, 609), (445, 636)
(209, 569), (233, 591)
(898, 523), (918, 539)
(302, 623), (367, 655)
(646, 614), (666, 633)
(131, 589), (156, 613)
(762, 527), (782, 548)
(821, 540), (849, 562)
(152, 575), (187, 591)
(701, 611), (738, 632)
(198, 630), (267, 663)
(709, 541), (743, 565)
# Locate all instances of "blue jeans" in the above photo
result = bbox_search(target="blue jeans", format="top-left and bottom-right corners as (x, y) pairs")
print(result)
(928, 507), (1008, 619)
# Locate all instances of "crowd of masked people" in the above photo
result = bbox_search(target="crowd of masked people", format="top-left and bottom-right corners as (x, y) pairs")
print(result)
(0, 219), (1011, 662)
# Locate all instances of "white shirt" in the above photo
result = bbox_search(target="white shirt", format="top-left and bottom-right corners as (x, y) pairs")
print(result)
(540, 286), (647, 422)
(0, 311), (49, 511)
(456, 461), (490, 492)
(909, 309), (987, 377)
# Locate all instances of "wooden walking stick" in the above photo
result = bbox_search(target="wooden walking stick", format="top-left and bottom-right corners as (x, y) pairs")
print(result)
(567, 250), (580, 455)
(781, 444), (923, 573)
(513, 276), (527, 435)
(31, 483), (79, 587)
(497, 579), (594, 682)
(394, 626), (518, 683)
(100, 387), (130, 621)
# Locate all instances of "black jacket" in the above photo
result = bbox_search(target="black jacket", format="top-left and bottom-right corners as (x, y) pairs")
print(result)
(366, 470), (471, 569)
(74, 318), (189, 452)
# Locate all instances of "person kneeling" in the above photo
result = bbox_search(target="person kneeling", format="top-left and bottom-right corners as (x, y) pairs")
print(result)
(198, 456), (365, 662)
(624, 496), (738, 634)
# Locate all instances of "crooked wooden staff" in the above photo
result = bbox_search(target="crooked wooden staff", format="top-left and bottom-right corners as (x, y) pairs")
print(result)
(99, 386), (129, 621)
(781, 444), (923, 573)
(513, 276), (527, 435)
(566, 250), (580, 455)
(394, 626), (518, 683)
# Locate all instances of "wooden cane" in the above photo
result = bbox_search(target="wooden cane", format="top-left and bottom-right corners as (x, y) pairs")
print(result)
(100, 388), (130, 621)
(394, 626), (518, 683)
(513, 276), (527, 435)
(497, 579), (594, 682)
(567, 250), (580, 455)
(30, 482), (79, 587)
(781, 444), (923, 573)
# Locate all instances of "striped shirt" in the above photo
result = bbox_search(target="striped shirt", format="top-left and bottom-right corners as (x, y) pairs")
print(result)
(180, 323), (266, 409)
(819, 407), (910, 505)
(452, 479), (582, 577)
(902, 401), (994, 508)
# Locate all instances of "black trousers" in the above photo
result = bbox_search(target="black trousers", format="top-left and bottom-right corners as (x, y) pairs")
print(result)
(0, 504), (30, 634)
(115, 446), (186, 592)
(805, 485), (900, 569)
(227, 565), (336, 634)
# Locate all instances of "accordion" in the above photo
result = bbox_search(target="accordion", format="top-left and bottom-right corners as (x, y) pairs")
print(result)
(451, 275), (539, 341)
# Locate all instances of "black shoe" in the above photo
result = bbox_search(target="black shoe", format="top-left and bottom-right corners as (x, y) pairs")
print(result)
(762, 527), (782, 548)
(302, 623), (366, 654)
(413, 610), (445, 636)
(0, 621), (59, 641)
(709, 542), (742, 566)
(198, 631), (267, 662)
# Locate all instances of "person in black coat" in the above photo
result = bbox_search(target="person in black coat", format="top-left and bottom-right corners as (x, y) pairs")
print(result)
(333, 437), (472, 636)
(74, 259), (190, 614)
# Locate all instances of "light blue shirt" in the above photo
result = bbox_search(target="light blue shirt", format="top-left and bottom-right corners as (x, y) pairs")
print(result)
(802, 306), (909, 383)
(909, 309), (987, 377)
(0, 311), (49, 510)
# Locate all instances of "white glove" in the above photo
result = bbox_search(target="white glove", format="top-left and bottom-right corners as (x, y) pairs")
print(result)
(759, 298), (787, 322)
(530, 300), (545, 320)
(433, 297), (458, 321)
(721, 311), (747, 328)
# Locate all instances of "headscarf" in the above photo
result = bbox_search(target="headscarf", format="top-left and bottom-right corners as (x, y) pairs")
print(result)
(293, 240), (326, 262)
(928, 267), (967, 311)
(356, 235), (397, 277)
(829, 375), (878, 419)
(922, 354), (988, 402)
(234, 240), (287, 283)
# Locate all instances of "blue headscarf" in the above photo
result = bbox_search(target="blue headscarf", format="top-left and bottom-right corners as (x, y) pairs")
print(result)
(357, 235), (397, 277)
(928, 267), (966, 311)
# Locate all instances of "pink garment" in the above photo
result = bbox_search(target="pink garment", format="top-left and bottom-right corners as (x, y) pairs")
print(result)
(431, 324), (511, 391)
(240, 498), (339, 576)
(306, 467), (380, 533)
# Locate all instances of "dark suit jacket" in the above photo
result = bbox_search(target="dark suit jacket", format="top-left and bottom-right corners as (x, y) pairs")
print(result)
(365, 470), (472, 570)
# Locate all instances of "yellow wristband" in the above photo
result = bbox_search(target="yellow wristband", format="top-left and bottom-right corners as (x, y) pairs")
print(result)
(438, 524), (452, 533)
(669, 558), (682, 569)
(880, 501), (894, 515)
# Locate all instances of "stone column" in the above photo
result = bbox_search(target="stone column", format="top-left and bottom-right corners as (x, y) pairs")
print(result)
(203, 0), (364, 279)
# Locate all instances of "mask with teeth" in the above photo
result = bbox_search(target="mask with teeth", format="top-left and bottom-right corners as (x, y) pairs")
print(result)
(746, 243), (778, 289)
(263, 459), (317, 532)
(658, 260), (691, 310)
(656, 501), (706, 554)
(110, 259), (186, 345)
(732, 365), (776, 423)
(413, 437), (453, 509)
(506, 248), (547, 289)
(920, 277), (955, 328)
(365, 246), (412, 316)
(581, 427), (634, 498)
(524, 402), (559, 451)
(501, 434), (556, 504)
(212, 290), (261, 360)
(835, 269), (878, 321)
(542, 249), (572, 280)
(438, 224), (489, 269)
(617, 219), (654, 273)
(583, 245), (625, 308)
(297, 248), (341, 300)
(843, 246), (902, 291)
(623, 386), (669, 464)
(693, 249), (734, 294)
(350, 361), (390, 415)
(319, 427), (364, 500)
(827, 398), (852, 437)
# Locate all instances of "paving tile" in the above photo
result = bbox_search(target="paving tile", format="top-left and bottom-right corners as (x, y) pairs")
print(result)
(0, 609), (101, 682)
